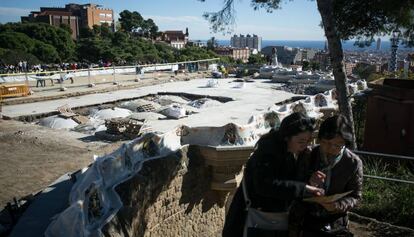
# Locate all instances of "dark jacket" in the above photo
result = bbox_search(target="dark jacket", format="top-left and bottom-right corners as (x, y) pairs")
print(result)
(301, 146), (363, 233)
(222, 131), (309, 237)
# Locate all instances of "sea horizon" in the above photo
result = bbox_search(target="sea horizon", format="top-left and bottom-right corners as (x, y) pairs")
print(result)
(195, 39), (413, 51)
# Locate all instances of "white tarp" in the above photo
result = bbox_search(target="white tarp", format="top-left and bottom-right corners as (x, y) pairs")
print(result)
(158, 104), (186, 119)
(188, 98), (223, 109)
(119, 99), (161, 112)
(91, 108), (132, 120)
(155, 95), (189, 106)
(39, 115), (79, 129)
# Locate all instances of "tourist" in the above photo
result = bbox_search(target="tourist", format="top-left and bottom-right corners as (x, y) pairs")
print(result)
(222, 112), (324, 237)
(290, 115), (363, 237)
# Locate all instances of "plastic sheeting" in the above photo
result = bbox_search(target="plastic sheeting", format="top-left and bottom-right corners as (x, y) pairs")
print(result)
(46, 131), (182, 237)
(155, 95), (189, 106)
(206, 79), (219, 88)
(127, 112), (166, 121)
(91, 108), (132, 120)
(39, 115), (79, 129)
(119, 99), (161, 112)
(158, 104), (186, 119)
(187, 98), (223, 109)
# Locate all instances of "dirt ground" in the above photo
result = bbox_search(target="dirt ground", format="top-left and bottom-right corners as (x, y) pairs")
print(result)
(0, 119), (122, 207)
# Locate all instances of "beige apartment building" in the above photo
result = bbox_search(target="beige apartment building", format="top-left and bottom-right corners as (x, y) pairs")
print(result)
(214, 47), (251, 63)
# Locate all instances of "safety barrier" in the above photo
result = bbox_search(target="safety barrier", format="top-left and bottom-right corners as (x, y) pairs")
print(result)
(0, 83), (29, 98)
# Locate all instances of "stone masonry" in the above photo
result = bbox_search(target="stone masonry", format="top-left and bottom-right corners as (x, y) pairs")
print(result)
(102, 145), (229, 237)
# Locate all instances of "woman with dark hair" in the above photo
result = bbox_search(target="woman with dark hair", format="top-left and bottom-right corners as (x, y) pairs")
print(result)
(294, 115), (363, 236)
(222, 112), (324, 237)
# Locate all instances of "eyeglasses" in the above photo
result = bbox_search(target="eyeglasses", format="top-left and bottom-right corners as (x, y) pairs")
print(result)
(320, 139), (345, 150)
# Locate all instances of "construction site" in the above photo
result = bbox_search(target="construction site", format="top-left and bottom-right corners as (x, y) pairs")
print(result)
(0, 63), (414, 237)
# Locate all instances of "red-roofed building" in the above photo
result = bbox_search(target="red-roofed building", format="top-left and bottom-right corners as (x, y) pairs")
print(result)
(158, 28), (189, 49)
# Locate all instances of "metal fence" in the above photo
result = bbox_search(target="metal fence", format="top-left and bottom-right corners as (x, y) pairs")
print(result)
(0, 58), (219, 96)
(354, 150), (414, 184)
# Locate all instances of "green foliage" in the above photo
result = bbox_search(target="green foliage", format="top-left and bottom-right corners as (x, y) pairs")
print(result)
(141, 18), (158, 38)
(248, 53), (266, 64)
(310, 61), (320, 71)
(333, 0), (414, 46)
(119, 10), (144, 32)
(235, 58), (243, 64)
(367, 73), (385, 82)
(32, 41), (60, 63)
(93, 23), (113, 39)
(352, 95), (368, 148)
(0, 31), (34, 52)
(0, 22), (75, 61)
(207, 37), (217, 50)
(354, 63), (377, 80)
(355, 160), (414, 228)
(59, 24), (72, 35)
(302, 61), (321, 71)
(79, 27), (95, 38)
(0, 48), (40, 65)
(0, 31), (59, 62)
(177, 46), (217, 62)
(219, 56), (235, 64)
(0, 14), (215, 65)
(302, 61), (310, 70)
(154, 42), (176, 62)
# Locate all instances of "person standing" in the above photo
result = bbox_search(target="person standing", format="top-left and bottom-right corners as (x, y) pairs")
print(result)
(223, 112), (324, 237)
(292, 115), (363, 237)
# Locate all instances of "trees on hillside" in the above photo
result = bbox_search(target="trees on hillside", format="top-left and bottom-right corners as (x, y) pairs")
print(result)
(0, 31), (59, 63)
(118, 10), (158, 38)
(0, 22), (75, 61)
(119, 10), (144, 32)
(0, 10), (219, 65)
(248, 54), (266, 64)
(207, 37), (218, 50)
(199, 0), (414, 148)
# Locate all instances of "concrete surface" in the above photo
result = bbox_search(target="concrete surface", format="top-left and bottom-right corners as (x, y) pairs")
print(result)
(2, 79), (292, 133)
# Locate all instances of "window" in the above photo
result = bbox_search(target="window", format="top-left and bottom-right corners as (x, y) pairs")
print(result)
(106, 13), (112, 18)
(99, 13), (106, 18)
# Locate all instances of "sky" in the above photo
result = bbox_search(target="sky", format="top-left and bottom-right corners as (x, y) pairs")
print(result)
(0, 0), (326, 40)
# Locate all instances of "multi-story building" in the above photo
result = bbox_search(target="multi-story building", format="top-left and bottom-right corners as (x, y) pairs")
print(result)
(231, 34), (262, 51)
(314, 51), (331, 71)
(214, 47), (250, 63)
(294, 49), (317, 64)
(21, 3), (114, 39)
(376, 38), (382, 51)
(345, 62), (357, 76)
(159, 28), (189, 49)
(262, 46), (297, 65)
(188, 40), (206, 48)
(262, 46), (318, 65)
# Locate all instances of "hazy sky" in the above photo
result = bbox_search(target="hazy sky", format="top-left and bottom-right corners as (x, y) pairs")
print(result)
(0, 0), (326, 40)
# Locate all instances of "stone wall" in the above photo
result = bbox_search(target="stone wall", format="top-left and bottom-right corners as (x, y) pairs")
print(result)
(102, 145), (229, 237)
